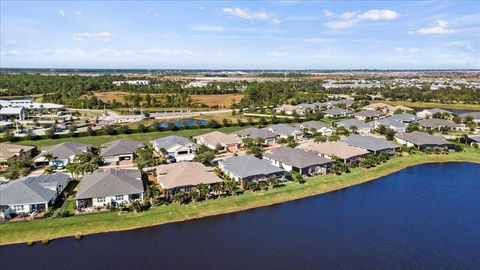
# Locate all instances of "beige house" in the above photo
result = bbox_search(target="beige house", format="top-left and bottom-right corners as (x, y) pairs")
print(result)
(156, 162), (223, 197)
(0, 143), (36, 167)
(297, 141), (369, 164)
(193, 131), (241, 151)
(362, 103), (414, 115)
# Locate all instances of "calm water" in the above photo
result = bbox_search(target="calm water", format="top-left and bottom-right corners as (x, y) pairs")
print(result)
(158, 119), (208, 128)
(1, 162), (479, 270)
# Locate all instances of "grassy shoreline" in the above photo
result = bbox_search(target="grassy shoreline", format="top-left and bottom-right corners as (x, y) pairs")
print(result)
(1, 148), (479, 246)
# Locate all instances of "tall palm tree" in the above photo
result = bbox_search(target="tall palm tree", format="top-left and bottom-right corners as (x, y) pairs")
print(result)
(196, 183), (210, 201)
(42, 152), (54, 165)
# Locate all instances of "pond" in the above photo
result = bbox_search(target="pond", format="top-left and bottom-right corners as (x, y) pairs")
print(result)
(1, 162), (479, 270)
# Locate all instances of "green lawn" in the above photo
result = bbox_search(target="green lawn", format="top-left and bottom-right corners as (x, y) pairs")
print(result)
(382, 100), (480, 110)
(20, 126), (246, 149)
(1, 148), (479, 245)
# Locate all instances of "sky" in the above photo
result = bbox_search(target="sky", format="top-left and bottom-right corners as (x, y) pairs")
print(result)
(1, 1), (479, 69)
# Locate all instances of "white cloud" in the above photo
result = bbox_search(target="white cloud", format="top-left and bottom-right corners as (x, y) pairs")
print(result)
(339, 12), (358, 20)
(94, 32), (112, 42)
(222, 7), (269, 21)
(270, 18), (282, 25)
(409, 48), (420, 52)
(59, 10), (65, 17)
(72, 32), (91, 41)
(323, 10), (335, 17)
(395, 47), (403, 53)
(324, 9), (399, 29)
(72, 32), (112, 42)
(357, 9), (399, 21)
(0, 50), (22, 56)
(45, 48), (87, 57)
(409, 20), (455, 35)
(74, 10), (82, 16)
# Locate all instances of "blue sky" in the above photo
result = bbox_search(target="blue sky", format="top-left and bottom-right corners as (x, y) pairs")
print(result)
(1, 1), (479, 69)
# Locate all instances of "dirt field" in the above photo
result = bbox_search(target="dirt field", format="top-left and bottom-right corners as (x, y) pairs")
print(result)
(87, 92), (243, 108)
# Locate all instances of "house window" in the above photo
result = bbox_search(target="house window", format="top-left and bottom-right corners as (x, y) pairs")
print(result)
(115, 195), (124, 201)
(14, 205), (24, 212)
(97, 197), (105, 203)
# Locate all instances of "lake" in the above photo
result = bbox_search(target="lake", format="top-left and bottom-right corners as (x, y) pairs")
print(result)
(1, 162), (479, 269)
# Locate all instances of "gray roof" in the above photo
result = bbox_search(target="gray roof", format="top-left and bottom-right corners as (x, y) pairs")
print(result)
(294, 121), (330, 130)
(344, 135), (400, 152)
(316, 99), (355, 108)
(76, 168), (144, 199)
(395, 131), (453, 146)
(353, 110), (385, 118)
(219, 155), (284, 179)
(100, 139), (144, 157)
(0, 173), (69, 205)
(264, 146), (332, 168)
(235, 127), (277, 139)
(376, 118), (408, 129)
(322, 108), (352, 116)
(388, 113), (422, 123)
(38, 142), (92, 160)
(468, 135), (480, 143)
(297, 103), (318, 110)
(417, 118), (460, 128)
(265, 124), (302, 137)
(459, 112), (480, 120)
(151, 135), (195, 150)
(337, 119), (371, 129)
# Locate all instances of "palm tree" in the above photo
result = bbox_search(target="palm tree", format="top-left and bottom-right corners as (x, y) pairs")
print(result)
(44, 166), (55, 175)
(42, 152), (54, 166)
(197, 183), (210, 201)
(190, 190), (200, 203)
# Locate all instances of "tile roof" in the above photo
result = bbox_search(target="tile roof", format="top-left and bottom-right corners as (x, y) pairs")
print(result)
(0, 143), (35, 162)
(100, 139), (144, 157)
(219, 155), (284, 179)
(344, 134), (400, 152)
(264, 146), (332, 168)
(156, 162), (223, 189)
(76, 168), (144, 199)
(297, 141), (369, 160)
(294, 121), (330, 130)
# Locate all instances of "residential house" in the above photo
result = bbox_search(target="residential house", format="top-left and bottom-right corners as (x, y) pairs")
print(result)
(322, 108), (352, 118)
(466, 135), (480, 147)
(75, 168), (144, 210)
(294, 121), (333, 136)
(374, 118), (408, 133)
(316, 99), (355, 109)
(343, 134), (400, 154)
(193, 131), (241, 151)
(416, 108), (452, 118)
(394, 131), (456, 150)
(388, 112), (422, 123)
(156, 162), (223, 197)
(274, 104), (299, 115)
(417, 118), (465, 131)
(0, 143), (36, 166)
(218, 155), (287, 183)
(0, 173), (69, 217)
(362, 103), (414, 115)
(234, 127), (277, 145)
(296, 103), (319, 114)
(100, 139), (145, 164)
(34, 142), (93, 168)
(352, 110), (386, 121)
(151, 135), (197, 162)
(297, 141), (369, 164)
(336, 119), (373, 134)
(264, 124), (303, 140)
(458, 112), (480, 124)
(0, 107), (26, 121)
(263, 146), (333, 176)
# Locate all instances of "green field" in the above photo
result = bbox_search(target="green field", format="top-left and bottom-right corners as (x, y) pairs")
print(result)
(1, 148), (479, 245)
(382, 100), (480, 111)
(20, 126), (246, 149)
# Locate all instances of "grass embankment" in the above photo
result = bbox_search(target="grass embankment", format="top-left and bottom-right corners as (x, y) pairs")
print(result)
(1, 148), (479, 245)
(19, 126), (245, 148)
(382, 100), (480, 111)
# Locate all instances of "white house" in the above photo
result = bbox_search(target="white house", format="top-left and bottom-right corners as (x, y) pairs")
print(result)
(151, 135), (197, 161)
